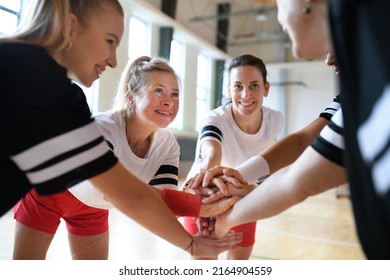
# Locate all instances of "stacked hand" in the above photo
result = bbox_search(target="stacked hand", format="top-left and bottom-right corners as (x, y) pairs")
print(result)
(199, 195), (241, 217)
(185, 166), (247, 196)
(190, 230), (243, 258)
(185, 166), (254, 200)
(184, 165), (255, 236)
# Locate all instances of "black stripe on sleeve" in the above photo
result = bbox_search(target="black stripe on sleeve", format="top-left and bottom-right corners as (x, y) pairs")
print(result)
(34, 151), (118, 195)
(105, 140), (114, 151)
(320, 108), (338, 121)
(200, 125), (223, 142)
(149, 178), (178, 186)
(311, 136), (344, 166)
(200, 132), (222, 142)
(154, 165), (178, 176)
(328, 119), (343, 135)
(201, 125), (222, 137)
(149, 165), (178, 186)
(201, 125), (222, 136)
(26, 136), (105, 172)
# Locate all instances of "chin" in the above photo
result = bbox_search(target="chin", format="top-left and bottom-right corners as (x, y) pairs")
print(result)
(84, 82), (93, 88)
(157, 120), (171, 128)
(293, 48), (308, 60)
(295, 47), (328, 61)
(75, 77), (93, 88)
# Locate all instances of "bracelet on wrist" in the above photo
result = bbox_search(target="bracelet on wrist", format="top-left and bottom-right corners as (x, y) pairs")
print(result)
(184, 235), (198, 256)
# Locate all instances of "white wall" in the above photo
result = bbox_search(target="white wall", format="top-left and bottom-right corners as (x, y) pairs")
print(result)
(266, 60), (337, 136)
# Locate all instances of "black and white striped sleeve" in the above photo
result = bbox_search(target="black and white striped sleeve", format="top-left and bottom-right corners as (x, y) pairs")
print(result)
(311, 108), (345, 166)
(149, 165), (179, 189)
(199, 125), (223, 145)
(319, 94), (341, 121)
(11, 121), (118, 195)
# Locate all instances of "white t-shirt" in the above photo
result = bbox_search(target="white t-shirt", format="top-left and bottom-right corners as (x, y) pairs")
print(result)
(68, 111), (180, 209)
(187, 104), (283, 179)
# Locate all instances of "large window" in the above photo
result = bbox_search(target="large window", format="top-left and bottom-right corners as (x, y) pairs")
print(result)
(2, 0), (99, 114)
(128, 17), (148, 61)
(196, 54), (211, 131)
(0, 0), (21, 36)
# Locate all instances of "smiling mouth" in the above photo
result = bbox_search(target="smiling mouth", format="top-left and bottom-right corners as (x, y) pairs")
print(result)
(156, 110), (172, 116)
(95, 66), (103, 77)
(239, 101), (255, 106)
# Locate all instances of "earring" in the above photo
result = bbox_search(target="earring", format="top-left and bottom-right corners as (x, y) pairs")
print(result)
(65, 41), (73, 51)
(302, 6), (311, 14)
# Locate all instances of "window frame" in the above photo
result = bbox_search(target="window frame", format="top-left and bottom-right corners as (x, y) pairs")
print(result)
(0, 0), (21, 37)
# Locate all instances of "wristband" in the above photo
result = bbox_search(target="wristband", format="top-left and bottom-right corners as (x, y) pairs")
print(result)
(235, 155), (269, 185)
(162, 189), (201, 217)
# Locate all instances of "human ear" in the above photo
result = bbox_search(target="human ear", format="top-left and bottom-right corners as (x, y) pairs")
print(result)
(126, 91), (135, 107)
(62, 14), (77, 49)
(263, 81), (270, 97)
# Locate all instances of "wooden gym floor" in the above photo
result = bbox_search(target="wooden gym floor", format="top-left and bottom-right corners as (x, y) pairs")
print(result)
(0, 184), (364, 260)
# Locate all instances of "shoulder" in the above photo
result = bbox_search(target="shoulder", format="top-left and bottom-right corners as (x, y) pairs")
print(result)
(262, 106), (283, 120)
(155, 129), (179, 145)
(94, 111), (117, 125)
(262, 105), (281, 114)
(153, 129), (180, 157)
(93, 111), (122, 138)
(214, 105), (230, 116)
(1, 43), (56, 68)
(201, 105), (230, 127)
(0, 42), (42, 55)
(1, 42), (67, 88)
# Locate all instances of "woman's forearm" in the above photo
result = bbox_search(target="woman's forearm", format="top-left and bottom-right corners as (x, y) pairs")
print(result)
(91, 162), (193, 251)
(226, 147), (347, 227)
(262, 117), (328, 174)
(199, 141), (222, 171)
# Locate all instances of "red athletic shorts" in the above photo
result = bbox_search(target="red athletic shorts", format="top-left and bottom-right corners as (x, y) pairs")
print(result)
(183, 216), (256, 247)
(13, 188), (108, 235)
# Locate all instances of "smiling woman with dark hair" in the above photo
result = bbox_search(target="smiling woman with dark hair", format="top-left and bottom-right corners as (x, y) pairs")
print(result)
(183, 54), (284, 260)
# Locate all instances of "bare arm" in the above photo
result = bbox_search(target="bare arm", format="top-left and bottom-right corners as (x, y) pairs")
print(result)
(91, 163), (193, 248)
(199, 140), (222, 172)
(90, 162), (242, 257)
(215, 146), (348, 237)
(191, 117), (329, 190)
(187, 140), (235, 195)
(263, 117), (328, 174)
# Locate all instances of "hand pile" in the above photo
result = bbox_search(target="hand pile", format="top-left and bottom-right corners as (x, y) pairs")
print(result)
(183, 166), (254, 237)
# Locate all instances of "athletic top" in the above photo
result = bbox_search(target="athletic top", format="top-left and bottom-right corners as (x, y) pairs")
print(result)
(68, 111), (179, 209)
(0, 43), (117, 216)
(311, 95), (344, 166)
(187, 104), (283, 179)
(329, 0), (390, 259)
(319, 95), (341, 121)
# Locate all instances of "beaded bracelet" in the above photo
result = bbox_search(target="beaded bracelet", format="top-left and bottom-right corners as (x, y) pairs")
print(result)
(184, 236), (198, 256)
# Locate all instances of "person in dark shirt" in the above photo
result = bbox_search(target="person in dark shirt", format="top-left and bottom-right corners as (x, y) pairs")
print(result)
(189, 0), (390, 259)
